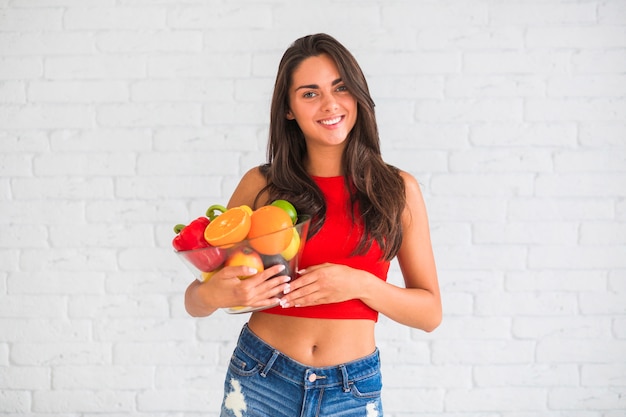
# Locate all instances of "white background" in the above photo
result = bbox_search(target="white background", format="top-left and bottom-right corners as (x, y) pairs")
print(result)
(1, 0), (625, 415)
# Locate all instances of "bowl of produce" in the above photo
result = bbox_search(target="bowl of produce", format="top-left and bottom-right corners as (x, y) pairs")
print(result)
(173, 201), (310, 314)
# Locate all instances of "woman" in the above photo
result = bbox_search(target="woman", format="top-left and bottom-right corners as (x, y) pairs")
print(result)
(185, 33), (441, 417)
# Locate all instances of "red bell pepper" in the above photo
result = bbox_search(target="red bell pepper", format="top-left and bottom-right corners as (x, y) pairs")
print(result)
(172, 217), (225, 272)
(172, 217), (210, 252)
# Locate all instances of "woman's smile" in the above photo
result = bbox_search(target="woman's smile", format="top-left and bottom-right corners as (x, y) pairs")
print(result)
(286, 53), (357, 147)
(318, 115), (344, 127)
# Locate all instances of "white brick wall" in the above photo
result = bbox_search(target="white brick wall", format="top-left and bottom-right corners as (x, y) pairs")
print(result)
(1, 0), (624, 415)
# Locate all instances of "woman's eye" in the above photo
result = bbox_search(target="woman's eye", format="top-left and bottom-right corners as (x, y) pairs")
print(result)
(336, 85), (348, 92)
(303, 91), (317, 98)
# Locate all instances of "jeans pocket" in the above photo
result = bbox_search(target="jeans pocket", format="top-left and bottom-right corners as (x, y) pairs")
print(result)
(350, 372), (382, 399)
(228, 346), (263, 377)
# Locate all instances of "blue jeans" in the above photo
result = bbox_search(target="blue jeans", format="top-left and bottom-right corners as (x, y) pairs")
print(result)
(220, 324), (383, 417)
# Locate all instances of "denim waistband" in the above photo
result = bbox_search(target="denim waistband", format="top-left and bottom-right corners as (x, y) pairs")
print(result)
(236, 323), (380, 391)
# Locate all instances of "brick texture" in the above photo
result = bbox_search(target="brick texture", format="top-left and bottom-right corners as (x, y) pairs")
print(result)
(1, 0), (625, 415)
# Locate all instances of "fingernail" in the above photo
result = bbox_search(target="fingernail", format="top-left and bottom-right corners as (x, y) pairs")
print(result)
(283, 284), (291, 294)
(248, 268), (258, 274)
(277, 264), (286, 271)
(280, 299), (289, 308)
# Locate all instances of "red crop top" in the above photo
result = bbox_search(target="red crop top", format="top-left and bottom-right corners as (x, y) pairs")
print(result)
(261, 176), (390, 321)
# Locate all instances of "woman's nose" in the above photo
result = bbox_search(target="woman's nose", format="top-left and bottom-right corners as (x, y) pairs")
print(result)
(321, 94), (338, 112)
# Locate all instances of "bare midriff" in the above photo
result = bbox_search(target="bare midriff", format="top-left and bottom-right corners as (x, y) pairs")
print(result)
(248, 312), (376, 367)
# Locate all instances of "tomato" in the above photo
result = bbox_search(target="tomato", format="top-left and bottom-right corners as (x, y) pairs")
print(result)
(271, 199), (298, 225)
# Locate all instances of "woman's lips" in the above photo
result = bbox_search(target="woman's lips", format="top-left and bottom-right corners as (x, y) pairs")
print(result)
(318, 115), (343, 126)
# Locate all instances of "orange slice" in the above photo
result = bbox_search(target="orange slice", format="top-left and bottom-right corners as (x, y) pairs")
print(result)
(204, 206), (251, 247)
(247, 205), (293, 255)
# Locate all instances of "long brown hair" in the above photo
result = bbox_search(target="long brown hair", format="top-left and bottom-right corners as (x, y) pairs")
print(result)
(258, 33), (405, 261)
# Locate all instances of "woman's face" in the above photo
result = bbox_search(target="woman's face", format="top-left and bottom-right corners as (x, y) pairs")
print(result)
(286, 54), (357, 149)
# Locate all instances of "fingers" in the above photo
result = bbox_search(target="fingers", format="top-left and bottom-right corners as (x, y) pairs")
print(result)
(224, 263), (292, 308)
(250, 263), (288, 283)
(277, 264), (343, 308)
(213, 263), (286, 283)
(278, 277), (320, 308)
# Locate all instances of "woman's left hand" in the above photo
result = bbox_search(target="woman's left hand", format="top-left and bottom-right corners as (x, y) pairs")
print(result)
(278, 263), (367, 308)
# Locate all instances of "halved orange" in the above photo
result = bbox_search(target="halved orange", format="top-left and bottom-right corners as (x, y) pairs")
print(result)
(204, 206), (251, 247)
(247, 205), (293, 255)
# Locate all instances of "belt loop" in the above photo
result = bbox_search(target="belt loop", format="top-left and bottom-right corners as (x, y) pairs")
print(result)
(260, 350), (280, 378)
(340, 364), (350, 392)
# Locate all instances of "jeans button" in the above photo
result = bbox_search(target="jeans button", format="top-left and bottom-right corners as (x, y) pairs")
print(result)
(308, 373), (317, 382)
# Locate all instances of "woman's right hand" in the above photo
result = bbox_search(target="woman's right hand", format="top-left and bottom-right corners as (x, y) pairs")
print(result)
(184, 263), (291, 317)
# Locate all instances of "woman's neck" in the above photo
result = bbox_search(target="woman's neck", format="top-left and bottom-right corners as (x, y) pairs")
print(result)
(305, 147), (344, 177)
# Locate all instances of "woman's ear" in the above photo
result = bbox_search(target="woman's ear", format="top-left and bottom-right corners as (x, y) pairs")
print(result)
(286, 110), (295, 120)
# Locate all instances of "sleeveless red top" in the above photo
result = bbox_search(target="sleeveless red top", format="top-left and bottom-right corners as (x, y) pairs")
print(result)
(262, 176), (390, 321)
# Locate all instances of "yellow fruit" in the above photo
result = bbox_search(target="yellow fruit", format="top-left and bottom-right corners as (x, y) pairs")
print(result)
(239, 205), (253, 216)
(280, 228), (301, 261)
(200, 269), (219, 282)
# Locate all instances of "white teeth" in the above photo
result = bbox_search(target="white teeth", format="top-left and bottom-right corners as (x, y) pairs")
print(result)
(319, 116), (341, 125)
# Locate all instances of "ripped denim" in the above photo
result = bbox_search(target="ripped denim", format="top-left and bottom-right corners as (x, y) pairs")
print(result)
(220, 324), (383, 417)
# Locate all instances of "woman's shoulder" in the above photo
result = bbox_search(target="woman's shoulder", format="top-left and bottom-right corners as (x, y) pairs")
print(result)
(228, 166), (269, 208)
(396, 169), (425, 201)
(397, 169), (418, 185)
(395, 169), (429, 225)
(241, 165), (268, 184)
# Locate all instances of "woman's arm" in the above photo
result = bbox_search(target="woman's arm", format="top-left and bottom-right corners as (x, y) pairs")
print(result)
(183, 167), (289, 317)
(359, 171), (441, 330)
(281, 171), (441, 331)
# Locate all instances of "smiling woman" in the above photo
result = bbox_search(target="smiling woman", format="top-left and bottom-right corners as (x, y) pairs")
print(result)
(184, 33), (441, 417)
(286, 54), (358, 157)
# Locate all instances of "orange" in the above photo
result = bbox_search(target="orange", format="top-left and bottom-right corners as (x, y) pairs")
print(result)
(247, 205), (293, 255)
(203, 207), (251, 247)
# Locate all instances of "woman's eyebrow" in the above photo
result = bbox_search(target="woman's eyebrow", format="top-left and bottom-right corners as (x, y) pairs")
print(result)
(295, 78), (343, 91)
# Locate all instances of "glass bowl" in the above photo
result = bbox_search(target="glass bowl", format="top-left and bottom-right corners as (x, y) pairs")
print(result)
(175, 215), (311, 314)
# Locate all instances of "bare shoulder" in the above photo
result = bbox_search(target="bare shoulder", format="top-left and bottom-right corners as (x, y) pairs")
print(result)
(397, 170), (429, 226)
(241, 166), (267, 186)
(398, 170), (424, 200)
(228, 166), (269, 208)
